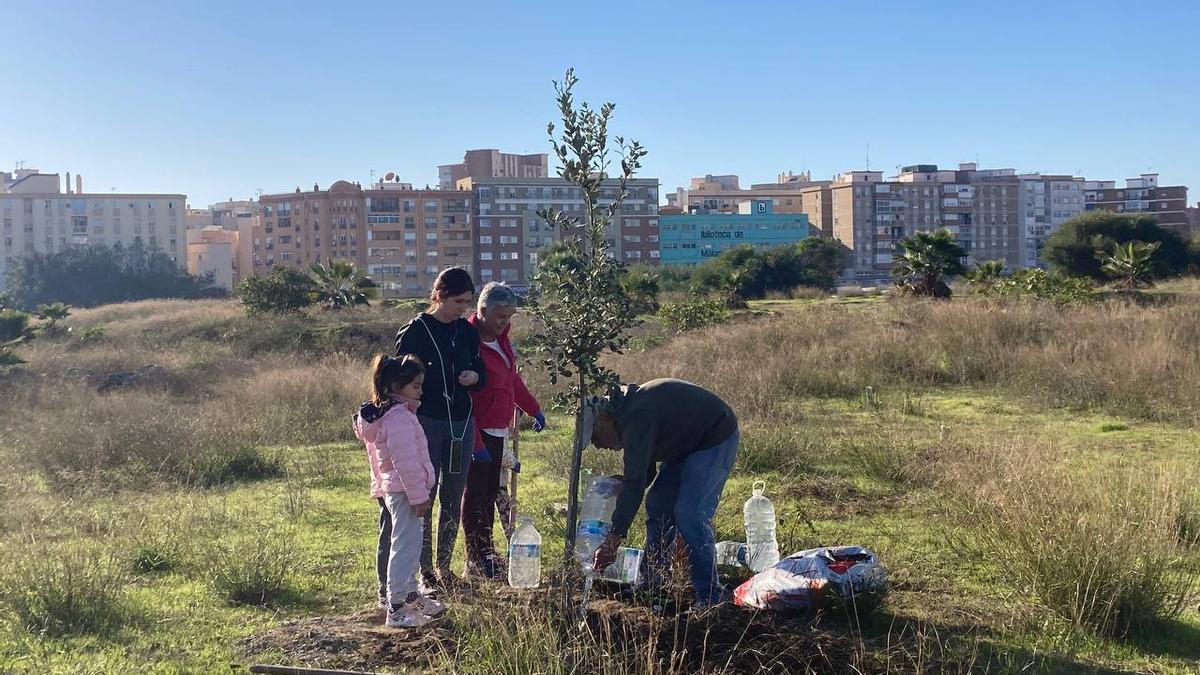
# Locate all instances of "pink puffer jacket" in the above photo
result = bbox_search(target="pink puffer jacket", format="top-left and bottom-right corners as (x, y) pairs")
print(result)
(355, 403), (435, 505)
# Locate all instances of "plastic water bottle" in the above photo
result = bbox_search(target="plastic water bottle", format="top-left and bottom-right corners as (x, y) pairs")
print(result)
(715, 540), (748, 567)
(598, 547), (644, 584)
(508, 516), (541, 588)
(574, 476), (622, 571)
(744, 480), (780, 572)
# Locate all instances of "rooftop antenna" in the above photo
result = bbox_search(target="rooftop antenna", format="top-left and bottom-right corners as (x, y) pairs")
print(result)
(14, 160), (25, 170)
(865, 144), (870, 170)
(369, 169), (376, 186)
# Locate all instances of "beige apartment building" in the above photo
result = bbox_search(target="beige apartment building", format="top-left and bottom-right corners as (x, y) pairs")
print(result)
(253, 180), (473, 298)
(1083, 174), (1189, 233)
(438, 149), (548, 190)
(1, 168), (186, 290)
(667, 174), (813, 217)
(186, 226), (239, 290)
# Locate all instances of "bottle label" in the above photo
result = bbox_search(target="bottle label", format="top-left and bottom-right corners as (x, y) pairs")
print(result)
(578, 519), (609, 537)
(510, 544), (540, 559)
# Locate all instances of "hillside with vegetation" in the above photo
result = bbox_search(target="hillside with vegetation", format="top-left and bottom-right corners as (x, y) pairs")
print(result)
(0, 284), (1198, 673)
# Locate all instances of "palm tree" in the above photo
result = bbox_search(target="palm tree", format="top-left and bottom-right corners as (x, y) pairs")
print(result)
(35, 302), (72, 336)
(891, 229), (967, 298)
(308, 260), (378, 309)
(1097, 241), (1160, 289)
(965, 260), (1007, 293)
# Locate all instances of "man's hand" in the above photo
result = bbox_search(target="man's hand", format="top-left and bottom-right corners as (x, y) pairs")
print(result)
(592, 533), (623, 574)
(533, 411), (546, 432)
(412, 500), (431, 517)
(458, 370), (479, 386)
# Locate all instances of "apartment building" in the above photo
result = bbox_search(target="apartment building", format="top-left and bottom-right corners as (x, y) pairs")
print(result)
(1083, 174), (1189, 233)
(438, 149), (548, 190)
(186, 226), (239, 290)
(210, 199), (260, 283)
(667, 174), (811, 216)
(1016, 175), (1084, 268)
(830, 164), (1029, 281)
(463, 176), (660, 288)
(659, 199), (811, 266)
(1, 168), (186, 290)
(798, 183), (833, 237)
(253, 180), (474, 298)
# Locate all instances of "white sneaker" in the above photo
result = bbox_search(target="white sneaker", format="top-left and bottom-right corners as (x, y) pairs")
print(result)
(385, 601), (431, 628)
(411, 593), (447, 617)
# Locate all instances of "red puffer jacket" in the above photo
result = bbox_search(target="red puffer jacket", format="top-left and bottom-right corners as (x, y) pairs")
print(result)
(467, 313), (541, 444)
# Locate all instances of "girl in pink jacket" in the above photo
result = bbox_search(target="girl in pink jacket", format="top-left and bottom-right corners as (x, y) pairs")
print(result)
(354, 354), (445, 628)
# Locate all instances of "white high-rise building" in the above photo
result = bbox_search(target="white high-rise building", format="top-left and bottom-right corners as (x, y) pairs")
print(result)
(1, 168), (186, 290)
(1017, 174), (1085, 268)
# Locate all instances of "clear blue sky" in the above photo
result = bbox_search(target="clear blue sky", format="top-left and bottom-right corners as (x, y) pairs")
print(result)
(4, 1), (1198, 207)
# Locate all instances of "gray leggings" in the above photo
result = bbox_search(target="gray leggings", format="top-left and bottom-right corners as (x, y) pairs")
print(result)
(417, 413), (475, 574)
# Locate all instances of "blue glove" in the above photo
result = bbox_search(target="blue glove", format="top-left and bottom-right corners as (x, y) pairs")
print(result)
(472, 447), (491, 463)
(533, 412), (546, 432)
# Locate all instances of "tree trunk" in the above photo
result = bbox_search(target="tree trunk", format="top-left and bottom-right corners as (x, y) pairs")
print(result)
(561, 370), (587, 623)
(564, 370), (587, 563)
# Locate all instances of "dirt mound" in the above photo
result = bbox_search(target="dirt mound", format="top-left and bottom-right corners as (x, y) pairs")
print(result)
(236, 605), (452, 673)
(582, 598), (867, 674)
(237, 590), (893, 675)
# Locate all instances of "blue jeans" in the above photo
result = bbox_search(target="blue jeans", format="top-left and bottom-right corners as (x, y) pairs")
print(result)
(643, 431), (739, 605)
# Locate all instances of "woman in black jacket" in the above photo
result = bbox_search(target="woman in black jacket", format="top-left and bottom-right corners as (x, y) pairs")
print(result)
(394, 266), (486, 590)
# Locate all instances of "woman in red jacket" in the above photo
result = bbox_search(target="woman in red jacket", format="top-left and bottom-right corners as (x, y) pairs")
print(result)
(463, 282), (545, 579)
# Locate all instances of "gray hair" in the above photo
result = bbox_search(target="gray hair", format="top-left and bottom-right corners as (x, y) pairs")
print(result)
(477, 281), (518, 314)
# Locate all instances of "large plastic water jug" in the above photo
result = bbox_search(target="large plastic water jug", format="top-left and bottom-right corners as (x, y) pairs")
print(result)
(574, 476), (622, 571)
(743, 480), (780, 572)
(508, 516), (541, 588)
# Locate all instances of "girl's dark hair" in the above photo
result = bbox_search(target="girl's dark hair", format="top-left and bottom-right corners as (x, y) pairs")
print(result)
(430, 266), (475, 303)
(370, 354), (425, 404)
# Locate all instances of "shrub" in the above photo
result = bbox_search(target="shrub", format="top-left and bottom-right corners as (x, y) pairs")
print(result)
(688, 238), (846, 299)
(987, 268), (1098, 306)
(127, 517), (187, 574)
(234, 267), (316, 314)
(0, 309), (31, 342)
(657, 298), (729, 333)
(5, 241), (222, 309)
(0, 544), (135, 636)
(1043, 211), (1190, 281)
(388, 298), (430, 314)
(1098, 422), (1129, 433)
(620, 267), (661, 315)
(206, 525), (302, 606)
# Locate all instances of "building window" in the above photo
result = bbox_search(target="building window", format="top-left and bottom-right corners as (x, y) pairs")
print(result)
(479, 236), (493, 244)
(480, 252), (493, 261)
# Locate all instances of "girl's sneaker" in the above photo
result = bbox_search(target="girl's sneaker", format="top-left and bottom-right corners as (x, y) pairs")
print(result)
(385, 600), (431, 628)
(377, 594), (389, 609)
(410, 593), (447, 617)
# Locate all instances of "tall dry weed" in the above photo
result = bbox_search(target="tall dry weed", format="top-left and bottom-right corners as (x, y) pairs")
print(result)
(869, 436), (1200, 637)
(607, 297), (1200, 426)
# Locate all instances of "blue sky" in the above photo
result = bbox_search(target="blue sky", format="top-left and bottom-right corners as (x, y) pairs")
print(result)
(3, 1), (1198, 207)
